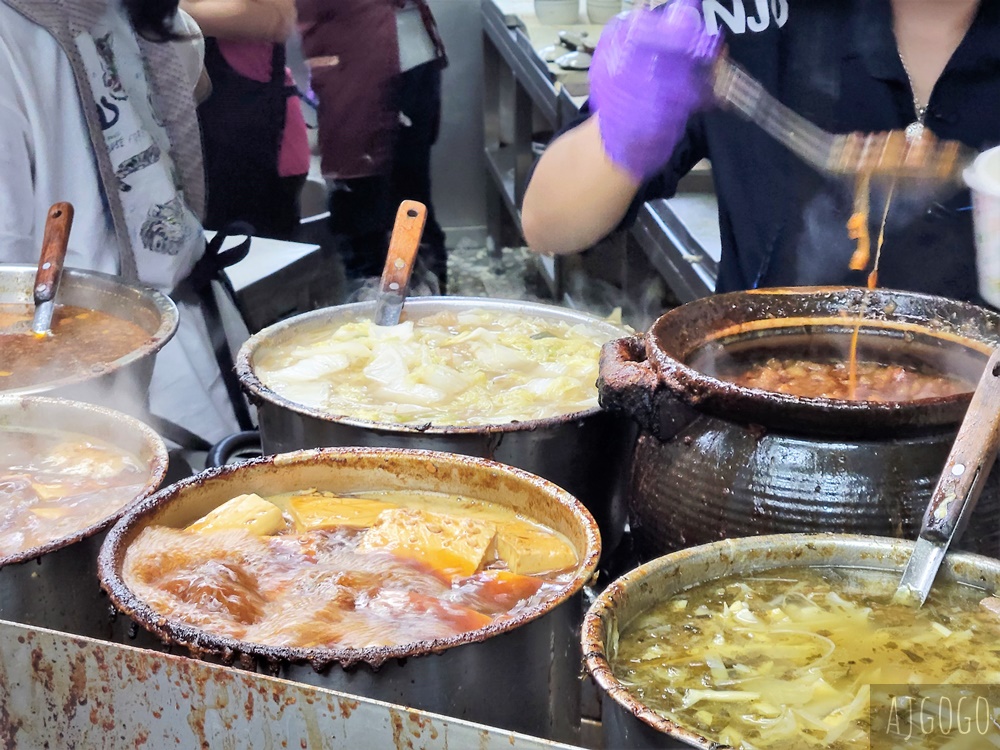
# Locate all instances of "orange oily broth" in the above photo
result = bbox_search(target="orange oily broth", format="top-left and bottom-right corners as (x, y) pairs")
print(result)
(612, 567), (1000, 750)
(252, 309), (618, 426)
(1, 427), (149, 556)
(122, 490), (579, 649)
(0, 303), (151, 390)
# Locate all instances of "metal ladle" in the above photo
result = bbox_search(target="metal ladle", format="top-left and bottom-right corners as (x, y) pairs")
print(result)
(896, 346), (1000, 606)
(372, 200), (428, 327)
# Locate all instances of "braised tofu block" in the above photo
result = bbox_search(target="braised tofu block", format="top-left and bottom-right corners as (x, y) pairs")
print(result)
(186, 493), (286, 536)
(357, 508), (497, 577)
(494, 520), (577, 575)
(287, 492), (398, 532)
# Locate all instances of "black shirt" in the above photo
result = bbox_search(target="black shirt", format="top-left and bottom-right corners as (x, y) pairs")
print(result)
(616, 0), (1000, 302)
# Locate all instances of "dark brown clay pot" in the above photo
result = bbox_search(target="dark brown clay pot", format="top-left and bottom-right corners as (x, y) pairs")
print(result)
(598, 287), (1000, 560)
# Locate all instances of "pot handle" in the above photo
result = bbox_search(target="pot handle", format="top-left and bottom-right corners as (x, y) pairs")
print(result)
(598, 334), (662, 436)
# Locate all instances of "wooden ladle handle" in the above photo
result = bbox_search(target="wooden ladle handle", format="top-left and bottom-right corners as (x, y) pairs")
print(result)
(373, 200), (428, 327)
(34, 202), (74, 306)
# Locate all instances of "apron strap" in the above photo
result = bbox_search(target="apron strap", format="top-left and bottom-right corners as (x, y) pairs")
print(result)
(183, 225), (257, 433)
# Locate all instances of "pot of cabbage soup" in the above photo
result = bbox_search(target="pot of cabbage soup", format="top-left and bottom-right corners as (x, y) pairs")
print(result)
(236, 297), (635, 553)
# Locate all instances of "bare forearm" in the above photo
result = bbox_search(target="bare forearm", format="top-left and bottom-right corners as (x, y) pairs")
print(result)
(521, 117), (640, 256)
(180, 0), (295, 42)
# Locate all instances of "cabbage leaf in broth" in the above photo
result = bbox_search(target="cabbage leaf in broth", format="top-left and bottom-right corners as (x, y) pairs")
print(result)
(254, 309), (620, 426)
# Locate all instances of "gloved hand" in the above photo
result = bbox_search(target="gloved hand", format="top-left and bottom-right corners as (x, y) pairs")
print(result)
(589, 0), (722, 181)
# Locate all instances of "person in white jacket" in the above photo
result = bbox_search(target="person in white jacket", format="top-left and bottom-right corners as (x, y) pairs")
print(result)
(0, 0), (249, 450)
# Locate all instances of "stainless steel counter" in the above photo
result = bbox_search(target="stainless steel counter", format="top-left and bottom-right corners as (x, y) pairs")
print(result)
(0, 618), (583, 749)
(481, 0), (720, 303)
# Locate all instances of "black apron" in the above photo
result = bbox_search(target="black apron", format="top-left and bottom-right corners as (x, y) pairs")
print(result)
(199, 39), (298, 238)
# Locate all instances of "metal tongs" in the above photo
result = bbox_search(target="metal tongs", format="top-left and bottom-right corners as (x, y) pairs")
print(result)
(896, 347), (1000, 606)
(711, 57), (975, 183)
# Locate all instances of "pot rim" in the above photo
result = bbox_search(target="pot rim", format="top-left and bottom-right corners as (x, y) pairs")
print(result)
(98, 446), (602, 671)
(0, 395), (169, 568)
(0, 265), (179, 397)
(646, 287), (1000, 434)
(582, 532), (1000, 748)
(236, 297), (629, 434)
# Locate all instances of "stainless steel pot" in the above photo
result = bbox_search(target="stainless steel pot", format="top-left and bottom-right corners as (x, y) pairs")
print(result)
(583, 533), (1000, 749)
(599, 287), (1000, 560)
(0, 397), (168, 639)
(236, 297), (635, 553)
(0, 265), (178, 409)
(98, 448), (601, 743)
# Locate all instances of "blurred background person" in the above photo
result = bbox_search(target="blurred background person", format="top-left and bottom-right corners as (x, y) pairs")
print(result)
(298, 0), (449, 292)
(0, 0), (249, 451)
(182, 0), (310, 239)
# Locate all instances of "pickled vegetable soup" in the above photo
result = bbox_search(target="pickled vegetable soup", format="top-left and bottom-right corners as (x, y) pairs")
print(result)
(253, 309), (618, 426)
(612, 567), (1000, 749)
(123, 489), (580, 649)
(1, 427), (150, 557)
(0, 303), (151, 391)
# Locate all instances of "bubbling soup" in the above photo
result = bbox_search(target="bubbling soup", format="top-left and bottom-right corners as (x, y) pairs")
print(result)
(612, 567), (1000, 749)
(122, 489), (580, 649)
(1, 427), (151, 557)
(252, 309), (620, 426)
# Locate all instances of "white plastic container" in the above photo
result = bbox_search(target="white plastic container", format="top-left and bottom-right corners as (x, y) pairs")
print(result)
(586, 0), (622, 24)
(534, 0), (580, 25)
(964, 145), (1000, 308)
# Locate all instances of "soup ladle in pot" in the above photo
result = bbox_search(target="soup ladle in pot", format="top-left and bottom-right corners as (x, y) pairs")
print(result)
(896, 346), (1000, 607)
(31, 202), (74, 337)
(372, 200), (427, 327)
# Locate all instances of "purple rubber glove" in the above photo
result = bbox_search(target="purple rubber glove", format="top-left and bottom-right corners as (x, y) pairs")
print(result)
(589, 0), (721, 181)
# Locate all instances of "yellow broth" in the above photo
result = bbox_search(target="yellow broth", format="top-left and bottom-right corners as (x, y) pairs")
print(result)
(611, 567), (1000, 749)
(122, 489), (580, 649)
(1, 427), (150, 556)
(253, 309), (618, 426)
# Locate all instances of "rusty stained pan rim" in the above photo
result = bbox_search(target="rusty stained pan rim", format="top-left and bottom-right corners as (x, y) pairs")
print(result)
(647, 286), (999, 414)
(581, 533), (1000, 748)
(236, 297), (629, 435)
(0, 265), (179, 397)
(98, 446), (602, 671)
(0, 395), (169, 568)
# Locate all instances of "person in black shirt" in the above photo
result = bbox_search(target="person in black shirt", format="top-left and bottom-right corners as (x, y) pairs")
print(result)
(523, 0), (999, 304)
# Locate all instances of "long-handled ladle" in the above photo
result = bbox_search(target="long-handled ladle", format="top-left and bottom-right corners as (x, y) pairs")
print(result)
(372, 200), (428, 327)
(896, 347), (1000, 606)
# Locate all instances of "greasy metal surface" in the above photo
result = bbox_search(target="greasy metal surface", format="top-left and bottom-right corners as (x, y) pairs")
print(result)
(238, 296), (634, 552)
(630, 287), (1000, 437)
(0, 619), (584, 750)
(582, 534), (1000, 750)
(0, 265), (178, 402)
(99, 448), (601, 742)
(0, 397), (168, 640)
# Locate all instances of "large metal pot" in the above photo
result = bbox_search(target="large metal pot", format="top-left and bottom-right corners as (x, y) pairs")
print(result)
(98, 448), (601, 743)
(236, 297), (635, 553)
(599, 287), (1000, 560)
(0, 265), (178, 410)
(583, 533), (1000, 749)
(0, 397), (168, 639)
